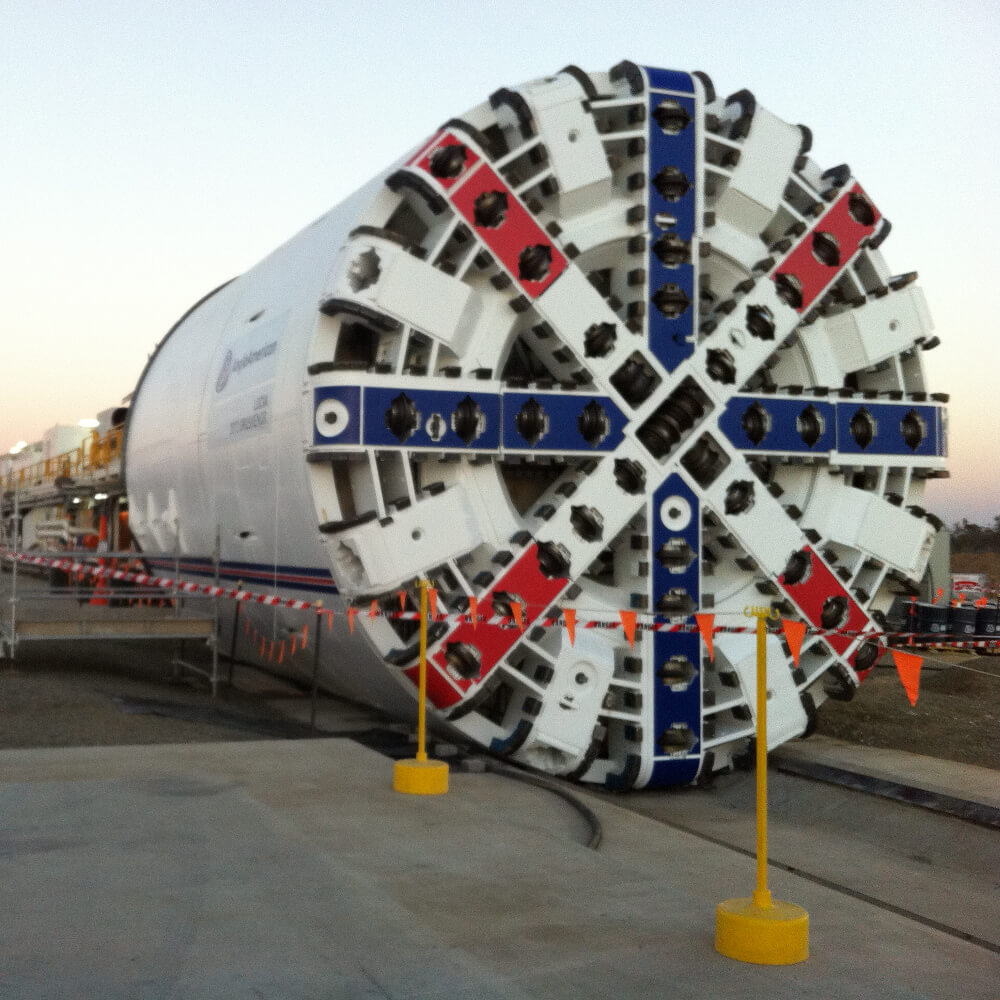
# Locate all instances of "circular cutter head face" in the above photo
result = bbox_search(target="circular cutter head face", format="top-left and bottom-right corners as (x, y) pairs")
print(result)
(134, 62), (948, 788)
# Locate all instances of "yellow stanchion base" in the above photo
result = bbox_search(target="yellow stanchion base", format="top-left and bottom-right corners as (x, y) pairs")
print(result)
(393, 758), (449, 795)
(715, 896), (809, 965)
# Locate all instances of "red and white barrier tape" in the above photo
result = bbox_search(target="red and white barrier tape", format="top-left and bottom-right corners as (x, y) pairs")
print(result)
(3, 549), (999, 647)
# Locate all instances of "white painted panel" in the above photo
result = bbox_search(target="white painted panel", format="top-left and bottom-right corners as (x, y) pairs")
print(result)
(339, 485), (484, 591)
(714, 109), (802, 234)
(523, 629), (615, 760)
(704, 468), (809, 577)
(822, 286), (932, 372)
(801, 478), (934, 577)
(716, 633), (807, 749)
(520, 76), (611, 216)
(374, 248), (476, 350)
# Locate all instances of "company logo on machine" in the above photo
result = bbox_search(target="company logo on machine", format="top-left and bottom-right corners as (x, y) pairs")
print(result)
(229, 391), (270, 437)
(207, 321), (285, 448)
(216, 350), (234, 392)
(216, 341), (278, 394)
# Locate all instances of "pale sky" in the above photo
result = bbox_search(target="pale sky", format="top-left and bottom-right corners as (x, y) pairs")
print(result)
(3, 0), (998, 527)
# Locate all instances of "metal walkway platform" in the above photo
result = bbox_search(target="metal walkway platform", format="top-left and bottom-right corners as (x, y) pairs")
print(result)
(2, 574), (215, 646)
(1, 555), (220, 689)
(6, 600), (214, 642)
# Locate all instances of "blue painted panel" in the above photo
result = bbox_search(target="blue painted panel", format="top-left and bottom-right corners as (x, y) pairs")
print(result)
(501, 391), (628, 453)
(647, 260), (696, 373)
(316, 385), (630, 453)
(363, 386), (501, 450)
(719, 396), (945, 457)
(649, 754), (701, 786)
(646, 86), (697, 373)
(835, 402), (942, 457)
(651, 631), (703, 761)
(648, 474), (703, 788)
(313, 386), (362, 446)
(647, 92), (697, 240)
(643, 66), (695, 95)
(719, 396), (836, 453)
(651, 474), (700, 616)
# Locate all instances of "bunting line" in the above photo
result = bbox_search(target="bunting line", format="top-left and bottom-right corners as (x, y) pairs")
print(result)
(563, 607), (576, 647)
(891, 648), (923, 706)
(782, 618), (808, 669)
(695, 613), (715, 662)
(2, 549), (997, 648)
(10, 551), (999, 705)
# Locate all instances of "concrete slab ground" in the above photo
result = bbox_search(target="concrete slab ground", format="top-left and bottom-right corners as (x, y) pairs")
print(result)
(595, 754), (1000, 958)
(775, 733), (1000, 812)
(1, 738), (997, 999)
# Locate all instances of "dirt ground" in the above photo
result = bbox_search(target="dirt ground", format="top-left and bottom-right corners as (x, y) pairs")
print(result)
(1, 635), (997, 772)
(816, 650), (1000, 770)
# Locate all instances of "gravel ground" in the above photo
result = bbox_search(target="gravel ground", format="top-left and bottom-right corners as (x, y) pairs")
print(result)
(1, 634), (997, 772)
(0, 640), (318, 749)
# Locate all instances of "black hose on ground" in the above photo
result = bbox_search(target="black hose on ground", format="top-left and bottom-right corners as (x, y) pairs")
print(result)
(482, 758), (603, 850)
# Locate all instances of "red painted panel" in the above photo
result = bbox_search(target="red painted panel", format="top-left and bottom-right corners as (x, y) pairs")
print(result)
(406, 133), (438, 168)
(417, 544), (568, 707)
(448, 162), (567, 296)
(403, 660), (465, 708)
(408, 130), (481, 190)
(408, 129), (566, 297)
(772, 183), (880, 313)
(779, 546), (871, 657)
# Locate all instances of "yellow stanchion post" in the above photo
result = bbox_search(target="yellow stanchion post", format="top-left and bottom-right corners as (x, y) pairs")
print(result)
(715, 605), (809, 965)
(393, 579), (449, 795)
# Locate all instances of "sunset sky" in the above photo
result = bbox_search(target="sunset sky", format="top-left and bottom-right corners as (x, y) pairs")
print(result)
(3, 0), (997, 527)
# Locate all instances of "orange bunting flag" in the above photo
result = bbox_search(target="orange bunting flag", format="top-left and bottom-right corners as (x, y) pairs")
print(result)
(782, 618), (808, 669)
(347, 606), (358, 634)
(933, 587), (944, 604)
(512, 601), (524, 631)
(428, 588), (438, 620)
(619, 609), (637, 649)
(399, 590), (406, 612)
(563, 607), (576, 646)
(975, 596), (988, 608)
(891, 648), (923, 706)
(469, 595), (478, 629)
(695, 613), (715, 662)
(369, 599), (378, 620)
(326, 611), (334, 631)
